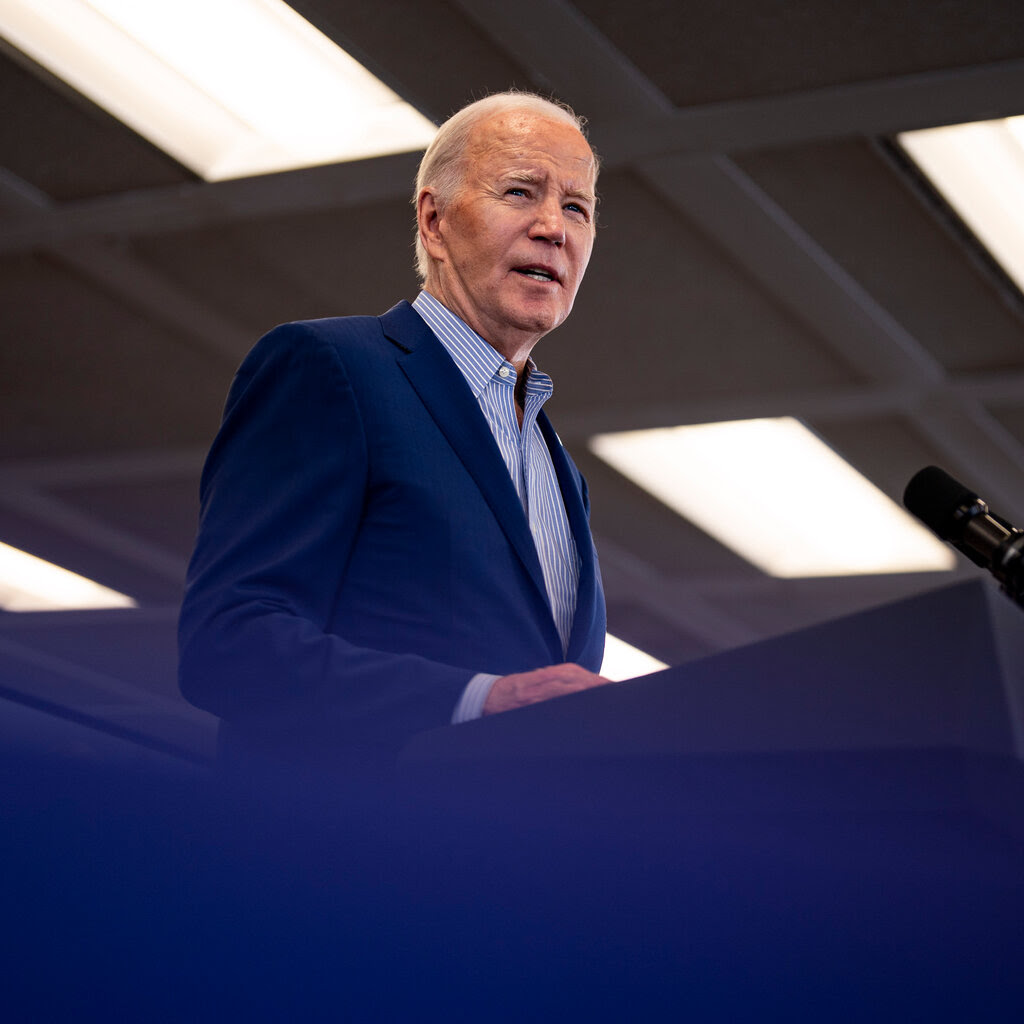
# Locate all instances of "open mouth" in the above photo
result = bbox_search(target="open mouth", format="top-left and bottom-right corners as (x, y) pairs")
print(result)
(514, 267), (558, 283)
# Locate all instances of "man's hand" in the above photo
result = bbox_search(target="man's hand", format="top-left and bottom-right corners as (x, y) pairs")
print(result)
(483, 663), (613, 716)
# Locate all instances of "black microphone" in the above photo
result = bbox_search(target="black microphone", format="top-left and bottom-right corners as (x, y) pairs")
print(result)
(903, 466), (1024, 607)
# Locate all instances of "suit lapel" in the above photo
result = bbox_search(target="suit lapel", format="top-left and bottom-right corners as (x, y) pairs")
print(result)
(379, 303), (558, 641)
(537, 412), (603, 663)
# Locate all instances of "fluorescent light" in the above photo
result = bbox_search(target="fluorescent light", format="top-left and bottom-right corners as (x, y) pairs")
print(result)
(898, 117), (1024, 293)
(0, 0), (437, 181)
(600, 634), (668, 682)
(590, 418), (955, 578)
(0, 540), (136, 611)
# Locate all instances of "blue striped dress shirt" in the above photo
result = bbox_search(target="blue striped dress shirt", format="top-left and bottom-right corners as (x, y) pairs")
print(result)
(412, 291), (581, 721)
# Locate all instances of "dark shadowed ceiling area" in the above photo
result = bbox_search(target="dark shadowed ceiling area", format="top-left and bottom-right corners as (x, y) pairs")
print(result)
(4, 1), (1024, 753)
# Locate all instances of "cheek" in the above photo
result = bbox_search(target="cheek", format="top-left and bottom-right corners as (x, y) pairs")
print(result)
(569, 253), (592, 291)
(571, 232), (594, 269)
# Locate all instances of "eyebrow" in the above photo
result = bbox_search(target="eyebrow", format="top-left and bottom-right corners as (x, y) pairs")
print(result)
(565, 186), (597, 204)
(501, 171), (597, 205)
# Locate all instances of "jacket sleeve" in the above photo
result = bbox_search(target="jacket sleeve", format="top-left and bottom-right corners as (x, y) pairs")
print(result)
(177, 323), (474, 763)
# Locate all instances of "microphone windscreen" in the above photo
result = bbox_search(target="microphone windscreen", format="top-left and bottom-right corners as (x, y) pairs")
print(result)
(903, 466), (978, 540)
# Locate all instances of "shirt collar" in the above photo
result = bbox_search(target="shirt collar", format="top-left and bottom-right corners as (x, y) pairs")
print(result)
(412, 290), (552, 400)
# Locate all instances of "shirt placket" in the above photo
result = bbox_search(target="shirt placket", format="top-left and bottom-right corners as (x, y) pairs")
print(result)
(520, 391), (543, 528)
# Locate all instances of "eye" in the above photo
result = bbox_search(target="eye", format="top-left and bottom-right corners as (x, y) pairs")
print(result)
(565, 201), (590, 220)
(505, 187), (529, 198)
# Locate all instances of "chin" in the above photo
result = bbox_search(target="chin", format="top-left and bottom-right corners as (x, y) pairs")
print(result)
(511, 303), (568, 335)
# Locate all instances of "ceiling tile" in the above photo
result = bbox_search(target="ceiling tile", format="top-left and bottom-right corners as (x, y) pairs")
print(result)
(575, 0), (1024, 107)
(737, 138), (1024, 375)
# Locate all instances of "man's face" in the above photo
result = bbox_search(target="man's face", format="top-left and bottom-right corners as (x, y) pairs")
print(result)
(422, 111), (597, 359)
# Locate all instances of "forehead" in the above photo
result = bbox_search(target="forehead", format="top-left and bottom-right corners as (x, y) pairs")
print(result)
(465, 111), (597, 191)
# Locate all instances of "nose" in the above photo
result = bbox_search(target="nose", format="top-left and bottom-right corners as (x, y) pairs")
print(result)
(529, 199), (565, 247)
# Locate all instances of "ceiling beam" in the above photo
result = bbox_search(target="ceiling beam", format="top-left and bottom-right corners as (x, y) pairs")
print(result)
(595, 535), (761, 650)
(558, 375), (1024, 439)
(596, 59), (1024, 162)
(0, 632), (197, 715)
(556, 385), (930, 439)
(0, 152), (422, 256)
(447, 0), (671, 120)
(54, 239), (250, 364)
(0, 448), (207, 488)
(0, 170), (250, 364)
(3, 57), (1022, 256)
(638, 153), (948, 385)
(0, 483), (189, 584)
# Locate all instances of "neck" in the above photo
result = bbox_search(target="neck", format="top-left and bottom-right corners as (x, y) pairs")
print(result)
(514, 364), (530, 429)
(422, 285), (539, 378)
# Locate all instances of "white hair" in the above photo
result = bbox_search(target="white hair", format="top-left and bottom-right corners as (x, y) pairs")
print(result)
(413, 91), (598, 283)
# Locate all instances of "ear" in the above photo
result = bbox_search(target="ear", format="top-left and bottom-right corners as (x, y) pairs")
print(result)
(417, 188), (447, 263)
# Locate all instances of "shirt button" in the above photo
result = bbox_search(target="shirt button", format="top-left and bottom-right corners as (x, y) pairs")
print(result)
(498, 366), (510, 378)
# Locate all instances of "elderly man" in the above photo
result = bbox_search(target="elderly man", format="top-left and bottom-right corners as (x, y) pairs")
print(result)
(178, 92), (610, 770)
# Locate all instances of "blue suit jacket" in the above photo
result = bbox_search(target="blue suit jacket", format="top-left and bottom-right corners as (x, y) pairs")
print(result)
(178, 301), (606, 765)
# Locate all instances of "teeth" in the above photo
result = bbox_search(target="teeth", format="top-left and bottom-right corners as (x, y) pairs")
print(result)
(518, 269), (554, 281)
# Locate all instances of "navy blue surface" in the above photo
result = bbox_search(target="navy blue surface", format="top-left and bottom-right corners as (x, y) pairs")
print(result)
(3, 748), (1023, 1022)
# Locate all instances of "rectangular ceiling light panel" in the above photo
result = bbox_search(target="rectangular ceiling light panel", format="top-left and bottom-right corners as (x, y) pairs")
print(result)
(898, 117), (1024, 293)
(0, 0), (437, 181)
(590, 418), (955, 578)
(600, 634), (668, 682)
(0, 540), (137, 611)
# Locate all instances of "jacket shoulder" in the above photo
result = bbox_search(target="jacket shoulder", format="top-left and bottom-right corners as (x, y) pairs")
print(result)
(243, 300), (429, 365)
